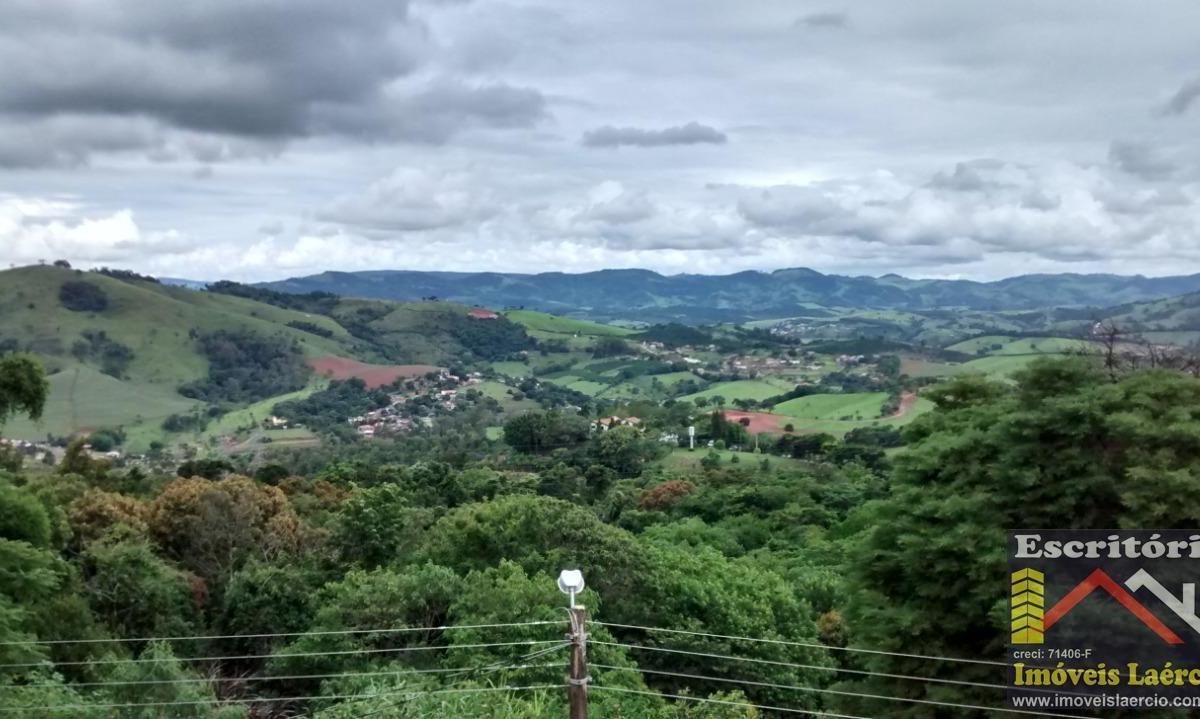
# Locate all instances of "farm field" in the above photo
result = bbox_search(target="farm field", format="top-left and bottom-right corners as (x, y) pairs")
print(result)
(307, 357), (439, 389)
(474, 380), (541, 413)
(679, 379), (792, 403)
(945, 335), (1015, 354)
(900, 357), (962, 378)
(772, 397), (936, 436)
(661, 447), (806, 472)
(954, 354), (1062, 377)
(772, 392), (890, 420)
(491, 361), (533, 378)
(504, 310), (635, 338)
(991, 337), (1085, 355)
(946, 335), (1084, 356)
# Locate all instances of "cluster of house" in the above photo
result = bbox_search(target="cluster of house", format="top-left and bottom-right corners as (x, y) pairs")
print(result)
(590, 415), (642, 431)
(0, 437), (63, 463)
(349, 370), (485, 438)
(836, 354), (868, 366)
(637, 340), (706, 366)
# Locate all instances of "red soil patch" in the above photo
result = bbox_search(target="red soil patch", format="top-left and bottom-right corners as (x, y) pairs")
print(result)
(307, 357), (441, 390)
(719, 410), (793, 434)
(890, 391), (918, 418)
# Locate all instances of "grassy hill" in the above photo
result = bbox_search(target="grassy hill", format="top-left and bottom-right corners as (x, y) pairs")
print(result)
(0, 266), (538, 450)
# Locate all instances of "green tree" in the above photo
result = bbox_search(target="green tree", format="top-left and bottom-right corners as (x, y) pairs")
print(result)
(334, 484), (435, 567)
(842, 358), (1200, 716)
(0, 354), (48, 427)
(82, 536), (199, 641)
(0, 485), (52, 547)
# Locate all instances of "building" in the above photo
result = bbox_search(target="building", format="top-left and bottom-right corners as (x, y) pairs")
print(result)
(468, 308), (499, 320)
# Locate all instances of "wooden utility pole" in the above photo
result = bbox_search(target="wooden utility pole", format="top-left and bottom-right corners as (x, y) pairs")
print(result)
(567, 605), (589, 719)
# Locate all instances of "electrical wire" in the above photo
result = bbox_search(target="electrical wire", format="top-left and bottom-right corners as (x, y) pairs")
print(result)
(0, 639), (564, 670)
(591, 684), (874, 719)
(0, 683), (563, 713)
(590, 641), (1008, 691)
(592, 664), (1098, 719)
(14, 661), (566, 690)
(0, 620), (559, 647)
(593, 621), (1008, 668)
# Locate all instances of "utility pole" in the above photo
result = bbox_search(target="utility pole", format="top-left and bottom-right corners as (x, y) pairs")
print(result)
(558, 569), (588, 719)
(567, 605), (589, 719)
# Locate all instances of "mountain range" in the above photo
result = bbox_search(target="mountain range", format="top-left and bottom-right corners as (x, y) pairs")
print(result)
(259, 268), (1200, 323)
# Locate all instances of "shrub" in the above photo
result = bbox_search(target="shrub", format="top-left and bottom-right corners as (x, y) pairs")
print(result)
(58, 280), (109, 312)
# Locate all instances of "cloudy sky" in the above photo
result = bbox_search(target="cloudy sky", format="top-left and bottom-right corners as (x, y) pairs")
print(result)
(1, 0), (1199, 282)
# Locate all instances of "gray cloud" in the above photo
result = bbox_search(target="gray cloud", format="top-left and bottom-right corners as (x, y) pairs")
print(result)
(318, 168), (498, 233)
(0, 1), (547, 165)
(582, 122), (727, 148)
(1161, 77), (1200, 116)
(796, 12), (848, 29)
(1108, 140), (1177, 180)
(3, 2), (1200, 281)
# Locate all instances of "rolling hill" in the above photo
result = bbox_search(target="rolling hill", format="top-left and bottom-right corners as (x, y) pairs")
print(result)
(258, 267), (1200, 323)
(0, 266), (535, 449)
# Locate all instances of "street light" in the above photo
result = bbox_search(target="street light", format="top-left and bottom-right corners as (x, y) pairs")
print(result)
(557, 569), (585, 608)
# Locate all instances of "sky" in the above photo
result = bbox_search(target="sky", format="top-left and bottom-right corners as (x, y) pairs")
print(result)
(1, 0), (1199, 282)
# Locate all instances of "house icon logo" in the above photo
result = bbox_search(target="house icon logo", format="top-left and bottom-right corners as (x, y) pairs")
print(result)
(1011, 567), (1183, 645)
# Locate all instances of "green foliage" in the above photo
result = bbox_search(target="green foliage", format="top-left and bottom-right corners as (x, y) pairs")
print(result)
(591, 336), (633, 358)
(0, 354), (48, 426)
(446, 314), (534, 360)
(97, 641), (244, 719)
(334, 484), (435, 567)
(58, 279), (109, 312)
(82, 536), (199, 641)
(178, 329), (310, 404)
(0, 485), (52, 547)
(274, 378), (390, 434)
(503, 411), (589, 453)
(842, 357), (1200, 714)
(218, 561), (320, 654)
(175, 457), (233, 479)
(288, 319), (335, 337)
(71, 329), (135, 378)
(420, 495), (647, 597)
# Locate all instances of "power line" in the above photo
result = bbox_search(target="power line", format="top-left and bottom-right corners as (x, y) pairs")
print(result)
(14, 661), (566, 690)
(591, 684), (874, 719)
(0, 639), (564, 670)
(290, 641), (574, 719)
(592, 664), (1099, 719)
(593, 621), (1008, 668)
(0, 620), (558, 647)
(589, 642), (1008, 691)
(0, 683), (563, 713)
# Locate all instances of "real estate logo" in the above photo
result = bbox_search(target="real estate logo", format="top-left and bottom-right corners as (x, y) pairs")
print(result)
(1007, 530), (1200, 707)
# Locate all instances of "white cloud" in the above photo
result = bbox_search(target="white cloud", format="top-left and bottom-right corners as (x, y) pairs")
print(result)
(0, 196), (190, 266)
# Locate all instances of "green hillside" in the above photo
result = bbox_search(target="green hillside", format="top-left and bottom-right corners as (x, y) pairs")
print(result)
(679, 379), (792, 403)
(0, 266), (536, 449)
(772, 392), (891, 420)
(3, 366), (200, 442)
(504, 310), (635, 338)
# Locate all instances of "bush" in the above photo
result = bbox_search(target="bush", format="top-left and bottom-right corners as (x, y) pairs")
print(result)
(58, 280), (109, 312)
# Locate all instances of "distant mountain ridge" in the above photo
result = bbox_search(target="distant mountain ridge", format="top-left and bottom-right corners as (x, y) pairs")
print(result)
(258, 268), (1200, 323)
